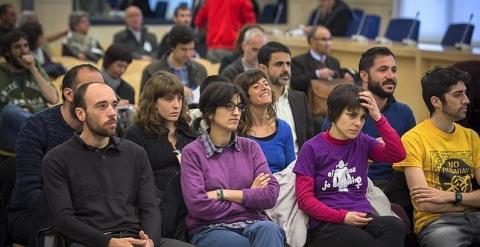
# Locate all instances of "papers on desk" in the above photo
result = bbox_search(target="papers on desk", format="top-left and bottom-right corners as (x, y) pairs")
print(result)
(417, 43), (444, 52)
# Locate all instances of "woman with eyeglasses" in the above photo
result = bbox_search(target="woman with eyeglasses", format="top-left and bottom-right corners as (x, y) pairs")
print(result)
(294, 84), (406, 247)
(182, 82), (285, 247)
(123, 71), (198, 199)
(236, 70), (295, 173)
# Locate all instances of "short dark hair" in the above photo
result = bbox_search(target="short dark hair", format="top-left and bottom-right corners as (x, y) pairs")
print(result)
(327, 84), (367, 123)
(61, 64), (100, 101)
(102, 43), (133, 69)
(168, 25), (195, 48)
(200, 75), (231, 93)
(257, 41), (291, 66)
(421, 66), (471, 114)
(1, 29), (29, 56)
(0, 4), (13, 16)
(174, 5), (190, 16)
(19, 21), (43, 50)
(193, 82), (248, 131)
(358, 47), (396, 72)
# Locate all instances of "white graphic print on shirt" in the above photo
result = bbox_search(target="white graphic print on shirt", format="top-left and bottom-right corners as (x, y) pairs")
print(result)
(322, 160), (362, 192)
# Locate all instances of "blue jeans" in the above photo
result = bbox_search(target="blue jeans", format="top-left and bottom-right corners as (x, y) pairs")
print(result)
(418, 212), (480, 247)
(191, 221), (285, 247)
(0, 104), (31, 152)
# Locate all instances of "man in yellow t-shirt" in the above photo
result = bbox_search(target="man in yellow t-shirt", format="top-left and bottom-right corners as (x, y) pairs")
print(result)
(393, 66), (480, 247)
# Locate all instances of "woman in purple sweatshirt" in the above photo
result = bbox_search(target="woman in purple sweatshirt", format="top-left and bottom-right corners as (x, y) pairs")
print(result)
(181, 82), (285, 247)
(294, 84), (406, 247)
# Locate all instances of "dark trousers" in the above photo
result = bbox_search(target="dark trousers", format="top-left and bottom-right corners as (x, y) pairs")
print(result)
(8, 192), (53, 246)
(69, 237), (195, 247)
(309, 215), (405, 247)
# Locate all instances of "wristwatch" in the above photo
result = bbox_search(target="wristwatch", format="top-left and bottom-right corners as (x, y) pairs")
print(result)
(455, 192), (463, 204)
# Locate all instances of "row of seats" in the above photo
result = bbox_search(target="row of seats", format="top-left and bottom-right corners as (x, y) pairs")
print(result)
(309, 8), (475, 46)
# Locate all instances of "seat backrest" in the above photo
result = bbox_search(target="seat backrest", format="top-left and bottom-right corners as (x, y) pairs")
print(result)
(154, 2), (168, 19)
(259, 4), (278, 23)
(361, 14), (381, 39)
(384, 18), (420, 42)
(441, 23), (475, 46)
(345, 8), (365, 37)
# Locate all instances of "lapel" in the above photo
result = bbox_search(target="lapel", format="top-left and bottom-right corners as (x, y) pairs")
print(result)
(127, 28), (143, 46)
(287, 90), (302, 129)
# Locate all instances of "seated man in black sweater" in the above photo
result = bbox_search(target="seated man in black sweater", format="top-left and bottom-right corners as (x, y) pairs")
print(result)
(7, 64), (104, 246)
(42, 82), (192, 247)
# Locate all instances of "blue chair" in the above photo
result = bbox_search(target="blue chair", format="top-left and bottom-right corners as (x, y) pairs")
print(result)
(353, 14), (380, 40)
(259, 3), (286, 24)
(154, 2), (168, 19)
(345, 8), (365, 37)
(259, 4), (277, 23)
(383, 18), (420, 42)
(441, 23), (475, 46)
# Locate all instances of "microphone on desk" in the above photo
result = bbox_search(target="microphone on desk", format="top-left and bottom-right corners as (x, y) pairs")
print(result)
(402, 11), (420, 46)
(455, 13), (474, 51)
(351, 14), (368, 42)
(270, 3), (285, 36)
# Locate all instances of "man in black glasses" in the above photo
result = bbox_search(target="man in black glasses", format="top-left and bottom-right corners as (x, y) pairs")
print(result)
(291, 26), (353, 133)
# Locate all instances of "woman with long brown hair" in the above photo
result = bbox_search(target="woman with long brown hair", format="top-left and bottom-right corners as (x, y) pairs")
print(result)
(123, 71), (197, 198)
(236, 70), (295, 173)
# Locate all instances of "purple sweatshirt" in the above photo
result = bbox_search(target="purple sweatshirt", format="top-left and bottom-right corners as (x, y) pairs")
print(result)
(180, 135), (280, 234)
(294, 116), (406, 229)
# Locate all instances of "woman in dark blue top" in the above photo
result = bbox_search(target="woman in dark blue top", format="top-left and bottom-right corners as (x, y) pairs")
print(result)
(236, 70), (295, 173)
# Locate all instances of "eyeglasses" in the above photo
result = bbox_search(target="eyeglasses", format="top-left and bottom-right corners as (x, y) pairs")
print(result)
(219, 103), (246, 112)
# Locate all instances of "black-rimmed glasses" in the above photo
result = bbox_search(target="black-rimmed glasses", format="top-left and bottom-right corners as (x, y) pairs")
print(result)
(219, 103), (246, 112)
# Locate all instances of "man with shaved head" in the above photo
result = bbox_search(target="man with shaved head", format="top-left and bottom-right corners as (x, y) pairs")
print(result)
(113, 5), (158, 60)
(7, 64), (104, 246)
(43, 82), (193, 247)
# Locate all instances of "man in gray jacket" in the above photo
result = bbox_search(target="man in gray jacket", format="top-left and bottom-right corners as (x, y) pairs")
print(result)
(113, 5), (157, 60)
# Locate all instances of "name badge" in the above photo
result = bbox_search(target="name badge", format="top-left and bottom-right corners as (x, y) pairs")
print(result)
(144, 41), (152, 52)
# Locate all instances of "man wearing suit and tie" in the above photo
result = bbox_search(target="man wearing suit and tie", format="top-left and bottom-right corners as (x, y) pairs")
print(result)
(258, 41), (313, 153)
(291, 26), (353, 133)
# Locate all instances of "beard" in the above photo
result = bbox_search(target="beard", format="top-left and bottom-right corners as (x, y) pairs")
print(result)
(442, 103), (467, 121)
(367, 78), (396, 99)
(5, 53), (26, 70)
(85, 113), (117, 137)
(270, 72), (291, 86)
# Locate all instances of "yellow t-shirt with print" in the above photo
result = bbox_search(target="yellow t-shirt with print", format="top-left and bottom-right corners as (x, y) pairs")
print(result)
(393, 119), (480, 234)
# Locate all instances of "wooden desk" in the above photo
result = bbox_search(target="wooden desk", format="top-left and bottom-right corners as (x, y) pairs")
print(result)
(270, 36), (480, 121)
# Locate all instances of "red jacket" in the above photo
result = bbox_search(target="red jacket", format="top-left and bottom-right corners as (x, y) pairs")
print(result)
(195, 0), (256, 50)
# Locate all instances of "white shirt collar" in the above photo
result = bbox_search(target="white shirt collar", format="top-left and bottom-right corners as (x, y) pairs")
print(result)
(309, 49), (326, 62)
